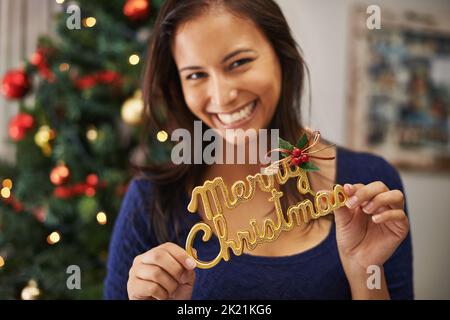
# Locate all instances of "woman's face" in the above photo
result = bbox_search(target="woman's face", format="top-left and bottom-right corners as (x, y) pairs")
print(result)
(172, 7), (282, 143)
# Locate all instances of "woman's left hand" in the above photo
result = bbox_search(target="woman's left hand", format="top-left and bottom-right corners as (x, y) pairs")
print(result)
(334, 182), (409, 272)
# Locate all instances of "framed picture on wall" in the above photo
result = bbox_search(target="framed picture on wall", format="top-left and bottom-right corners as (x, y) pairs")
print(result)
(347, 5), (450, 171)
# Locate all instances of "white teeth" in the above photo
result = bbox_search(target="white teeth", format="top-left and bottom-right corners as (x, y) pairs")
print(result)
(217, 100), (256, 125)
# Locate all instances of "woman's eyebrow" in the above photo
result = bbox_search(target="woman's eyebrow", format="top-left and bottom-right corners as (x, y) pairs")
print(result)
(179, 48), (255, 73)
(221, 48), (255, 63)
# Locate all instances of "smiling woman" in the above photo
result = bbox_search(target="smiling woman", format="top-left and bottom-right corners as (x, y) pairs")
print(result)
(137, 0), (308, 248)
(172, 7), (281, 137)
(104, 0), (413, 301)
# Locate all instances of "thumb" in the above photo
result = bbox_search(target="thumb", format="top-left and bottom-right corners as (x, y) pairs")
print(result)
(334, 184), (355, 227)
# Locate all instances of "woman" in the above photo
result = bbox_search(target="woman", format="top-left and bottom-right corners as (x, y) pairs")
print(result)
(104, 0), (412, 300)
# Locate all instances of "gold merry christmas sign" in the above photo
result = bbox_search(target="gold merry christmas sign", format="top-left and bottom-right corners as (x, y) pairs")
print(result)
(185, 132), (348, 269)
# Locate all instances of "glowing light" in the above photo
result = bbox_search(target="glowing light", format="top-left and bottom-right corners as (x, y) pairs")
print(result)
(42, 144), (52, 157)
(34, 126), (55, 146)
(59, 63), (70, 72)
(128, 54), (140, 65)
(2, 179), (12, 189)
(84, 17), (96, 28)
(50, 164), (70, 185)
(0, 256), (5, 268)
(86, 127), (98, 141)
(21, 280), (40, 300)
(96, 211), (107, 225)
(47, 231), (61, 245)
(1, 187), (11, 199)
(55, 0), (64, 4)
(157, 130), (168, 142)
(121, 94), (144, 125)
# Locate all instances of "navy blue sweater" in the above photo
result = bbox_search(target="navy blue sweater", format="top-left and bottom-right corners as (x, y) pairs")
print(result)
(104, 146), (414, 299)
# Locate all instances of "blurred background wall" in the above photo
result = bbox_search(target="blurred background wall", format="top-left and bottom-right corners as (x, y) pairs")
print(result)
(277, 0), (450, 299)
(0, 0), (449, 299)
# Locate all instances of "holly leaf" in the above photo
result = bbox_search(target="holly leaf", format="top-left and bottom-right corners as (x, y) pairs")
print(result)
(280, 151), (290, 159)
(300, 161), (320, 172)
(278, 137), (294, 152)
(296, 134), (308, 149)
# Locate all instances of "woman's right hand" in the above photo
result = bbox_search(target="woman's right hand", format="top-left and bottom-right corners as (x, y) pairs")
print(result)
(127, 242), (197, 300)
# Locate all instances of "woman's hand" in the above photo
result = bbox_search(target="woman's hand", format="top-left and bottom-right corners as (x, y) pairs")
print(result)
(334, 182), (409, 271)
(127, 242), (197, 300)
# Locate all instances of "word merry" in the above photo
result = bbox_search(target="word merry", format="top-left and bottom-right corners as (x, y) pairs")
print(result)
(185, 160), (348, 269)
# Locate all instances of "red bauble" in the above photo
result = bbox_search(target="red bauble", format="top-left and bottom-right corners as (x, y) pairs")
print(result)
(75, 71), (121, 90)
(123, 0), (149, 21)
(30, 48), (55, 82)
(38, 64), (55, 82)
(75, 75), (97, 90)
(30, 47), (52, 67)
(85, 187), (96, 197)
(50, 164), (70, 186)
(73, 183), (90, 195)
(86, 174), (99, 187)
(1, 69), (31, 99)
(96, 70), (121, 85)
(54, 186), (73, 199)
(30, 49), (45, 67)
(8, 113), (34, 141)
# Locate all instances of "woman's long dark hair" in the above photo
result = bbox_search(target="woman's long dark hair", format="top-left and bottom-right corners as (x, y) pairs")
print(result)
(138, 0), (315, 244)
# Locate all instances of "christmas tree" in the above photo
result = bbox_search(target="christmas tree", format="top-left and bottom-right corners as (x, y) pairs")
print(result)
(0, 0), (168, 299)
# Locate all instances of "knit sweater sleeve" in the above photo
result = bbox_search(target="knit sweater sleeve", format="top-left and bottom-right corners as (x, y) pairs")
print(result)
(103, 179), (156, 300)
(339, 149), (414, 300)
(377, 157), (414, 300)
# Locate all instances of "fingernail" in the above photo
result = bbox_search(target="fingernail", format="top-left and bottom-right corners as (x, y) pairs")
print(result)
(185, 258), (196, 269)
(344, 184), (352, 192)
(372, 215), (380, 222)
(363, 201), (374, 214)
(346, 196), (358, 208)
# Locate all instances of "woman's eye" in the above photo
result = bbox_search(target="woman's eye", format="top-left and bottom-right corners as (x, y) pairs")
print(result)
(186, 72), (207, 80)
(229, 58), (253, 70)
(184, 58), (254, 80)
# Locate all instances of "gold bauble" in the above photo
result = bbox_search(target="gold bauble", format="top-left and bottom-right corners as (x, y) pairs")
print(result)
(121, 90), (144, 125)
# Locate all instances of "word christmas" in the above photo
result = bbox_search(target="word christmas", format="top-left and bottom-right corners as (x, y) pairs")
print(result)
(185, 159), (348, 269)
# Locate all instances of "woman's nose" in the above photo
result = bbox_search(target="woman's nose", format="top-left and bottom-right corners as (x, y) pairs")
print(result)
(209, 75), (237, 108)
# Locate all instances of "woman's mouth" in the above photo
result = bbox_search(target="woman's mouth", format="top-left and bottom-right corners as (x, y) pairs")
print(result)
(212, 99), (258, 129)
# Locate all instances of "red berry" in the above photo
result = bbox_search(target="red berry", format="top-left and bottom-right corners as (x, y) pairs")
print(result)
(292, 148), (301, 157)
(291, 157), (301, 166)
(300, 154), (309, 163)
